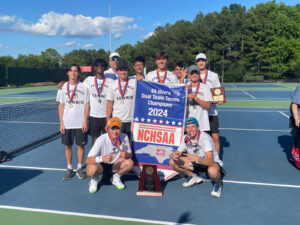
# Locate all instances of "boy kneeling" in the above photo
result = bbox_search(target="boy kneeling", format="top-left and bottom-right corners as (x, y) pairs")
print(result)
(169, 117), (224, 197)
(86, 117), (133, 193)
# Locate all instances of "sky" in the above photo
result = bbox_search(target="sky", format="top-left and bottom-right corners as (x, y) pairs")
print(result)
(0, 0), (298, 58)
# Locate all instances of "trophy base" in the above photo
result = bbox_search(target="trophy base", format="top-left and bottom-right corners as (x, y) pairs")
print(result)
(136, 190), (163, 197)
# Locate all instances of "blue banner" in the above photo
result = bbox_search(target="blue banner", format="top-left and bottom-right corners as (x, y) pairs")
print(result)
(132, 81), (186, 180)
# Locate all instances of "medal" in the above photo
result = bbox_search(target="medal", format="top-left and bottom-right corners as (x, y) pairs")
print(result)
(190, 82), (200, 110)
(184, 131), (201, 144)
(95, 77), (106, 103)
(156, 69), (167, 84)
(67, 82), (77, 107)
(118, 78), (128, 101)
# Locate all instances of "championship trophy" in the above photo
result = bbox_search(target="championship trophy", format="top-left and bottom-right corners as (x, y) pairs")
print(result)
(210, 87), (226, 103)
(136, 164), (162, 196)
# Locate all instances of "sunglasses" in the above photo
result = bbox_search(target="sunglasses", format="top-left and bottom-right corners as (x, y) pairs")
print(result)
(111, 57), (120, 62)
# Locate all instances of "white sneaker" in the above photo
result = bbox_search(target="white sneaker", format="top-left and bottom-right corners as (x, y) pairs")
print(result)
(89, 177), (99, 193)
(211, 184), (222, 198)
(111, 174), (125, 190)
(182, 175), (203, 187)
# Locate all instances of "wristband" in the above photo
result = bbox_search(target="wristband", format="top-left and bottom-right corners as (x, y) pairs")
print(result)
(95, 156), (103, 163)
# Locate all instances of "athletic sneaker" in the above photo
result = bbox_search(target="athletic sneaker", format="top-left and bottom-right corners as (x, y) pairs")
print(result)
(89, 177), (99, 194)
(76, 168), (87, 179)
(111, 174), (125, 190)
(211, 184), (222, 198)
(63, 169), (75, 180)
(182, 175), (203, 187)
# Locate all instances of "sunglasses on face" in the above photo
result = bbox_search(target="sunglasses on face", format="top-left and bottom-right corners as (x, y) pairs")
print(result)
(111, 57), (120, 62)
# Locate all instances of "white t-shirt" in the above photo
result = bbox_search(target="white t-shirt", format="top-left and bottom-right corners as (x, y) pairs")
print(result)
(178, 132), (223, 167)
(200, 70), (221, 116)
(106, 78), (136, 122)
(104, 68), (118, 80)
(57, 82), (89, 129)
(87, 133), (131, 164)
(83, 76), (113, 118)
(145, 70), (178, 84)
(187, 83), (212, 131)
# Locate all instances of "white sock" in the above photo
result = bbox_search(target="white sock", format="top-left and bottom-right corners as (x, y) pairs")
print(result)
(77, 164), (82, 170)
(67, 165), (72, 170)
(114, 173), (121, 178)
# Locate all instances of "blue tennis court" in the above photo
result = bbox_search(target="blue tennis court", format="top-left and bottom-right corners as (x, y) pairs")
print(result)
(223, 83), (287, 88)
(226, 89), (292, 101)
(1, 103), (300, 225)
(0, 90), (57, 98)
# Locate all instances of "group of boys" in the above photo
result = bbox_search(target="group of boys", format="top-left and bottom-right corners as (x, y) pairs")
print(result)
(57, 51), (224, 197)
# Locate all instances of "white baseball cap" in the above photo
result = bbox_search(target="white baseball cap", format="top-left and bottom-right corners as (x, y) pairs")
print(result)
(195, 53), (207, 61)
(109, 52), (120, 59)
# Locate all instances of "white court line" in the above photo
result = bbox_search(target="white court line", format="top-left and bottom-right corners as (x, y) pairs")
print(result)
(1, 164), (299, 189)
(0, 165), (66, 171)
(0, 205), (192, 225)
(219, 128), (290, 132)
(278, 111), (290, 119)
(2, 121), (59, 125)
(241, 90), (256, 99)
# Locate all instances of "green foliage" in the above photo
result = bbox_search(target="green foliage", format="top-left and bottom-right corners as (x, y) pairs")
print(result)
(0, 66), (5, 86)
(1, 1), (300, 84)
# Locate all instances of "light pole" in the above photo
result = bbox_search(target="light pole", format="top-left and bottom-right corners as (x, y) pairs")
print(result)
(109, 0), (112, 53)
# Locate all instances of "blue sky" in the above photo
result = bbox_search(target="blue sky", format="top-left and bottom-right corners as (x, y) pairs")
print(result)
(0, 0), (298, 58)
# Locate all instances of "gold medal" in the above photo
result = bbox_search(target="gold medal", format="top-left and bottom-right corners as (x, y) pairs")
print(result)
(121, 99), (125, 104)
(69, 104), (73, 108)
(98, 99), (102, 103)
(193, 105), (196, 109)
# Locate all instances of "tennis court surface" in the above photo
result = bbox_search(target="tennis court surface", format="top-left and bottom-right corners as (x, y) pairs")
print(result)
(1, 84), (300, 225)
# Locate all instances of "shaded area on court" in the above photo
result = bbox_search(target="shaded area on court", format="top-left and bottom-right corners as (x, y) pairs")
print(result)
(0, 168), (43, 195)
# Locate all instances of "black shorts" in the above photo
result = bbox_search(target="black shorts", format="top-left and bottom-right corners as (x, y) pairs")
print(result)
(208, 115), (219, 134)
(89, 116), (106, 137)
(62, 129), (87, 147)
(192, 162), (224, 174)
(121, 122), (132, 140)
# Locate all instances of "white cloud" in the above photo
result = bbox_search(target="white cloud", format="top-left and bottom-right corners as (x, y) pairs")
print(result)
(9, 11), (135, 38)
(0, 43), (2, 49)
(56, 41), (80, 48)
(141, 32), (154, 40)
(0, 15), (15, 23)
(114, 33), (122, 39)
(83, 43), (93, 48)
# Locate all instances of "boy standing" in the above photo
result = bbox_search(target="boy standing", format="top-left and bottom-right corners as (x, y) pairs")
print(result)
(57, 64), (90, 180)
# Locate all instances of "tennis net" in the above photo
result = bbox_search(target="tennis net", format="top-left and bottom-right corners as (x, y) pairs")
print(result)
(0, 99), (60, 154)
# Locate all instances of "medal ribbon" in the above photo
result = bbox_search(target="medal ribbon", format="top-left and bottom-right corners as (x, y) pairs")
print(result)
(156, 69), (167, 84)
(118, 79), (128, 98)
(108, 133), (121, 146)
(94, 77), (106, 97)
(200, 69), (208, 84)
(190, 82), (200, 98)
(184, 131), (201, 144)
(67, 82), (77, 102)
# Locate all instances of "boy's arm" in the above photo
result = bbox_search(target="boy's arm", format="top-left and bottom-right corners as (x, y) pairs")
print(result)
(82, 102), (90, 132)
(58, 103), (65, 134)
